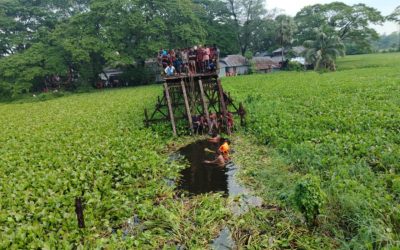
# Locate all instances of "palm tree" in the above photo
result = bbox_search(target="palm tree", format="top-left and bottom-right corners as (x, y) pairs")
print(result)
(303, 28), (345, 71)
(275, 15), (297, 61)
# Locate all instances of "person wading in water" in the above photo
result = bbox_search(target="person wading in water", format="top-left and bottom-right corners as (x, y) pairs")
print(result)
(204, 137), (231, 167)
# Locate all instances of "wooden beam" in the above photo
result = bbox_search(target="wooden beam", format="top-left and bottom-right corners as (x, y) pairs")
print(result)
(198, 79), (211, 132)
(217, 78), (231, 135)
(150, 95), (166, 120)
(181, 80), (194, 134)
(164, 82), (177, 136)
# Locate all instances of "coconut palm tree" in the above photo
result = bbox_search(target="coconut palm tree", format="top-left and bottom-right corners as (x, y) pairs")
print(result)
(303, 27), (345, 71)
(275, 15), (297, 60)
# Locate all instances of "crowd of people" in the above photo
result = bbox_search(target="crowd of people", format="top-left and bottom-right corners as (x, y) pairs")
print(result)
(192, 112), (234, 135)
(159, 45), (220, 77)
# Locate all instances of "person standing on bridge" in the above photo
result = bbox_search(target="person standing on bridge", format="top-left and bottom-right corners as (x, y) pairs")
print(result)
(203, 45), (210, 71)
(164, 63), (176, 76)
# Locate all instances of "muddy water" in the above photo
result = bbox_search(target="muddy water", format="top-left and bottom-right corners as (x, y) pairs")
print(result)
(177, 140), (262, 211)
(177, 140), (229, 195)
(176, 140), (264, 249)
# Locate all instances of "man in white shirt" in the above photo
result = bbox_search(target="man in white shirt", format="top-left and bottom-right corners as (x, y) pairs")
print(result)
(164, 63), (176, 76)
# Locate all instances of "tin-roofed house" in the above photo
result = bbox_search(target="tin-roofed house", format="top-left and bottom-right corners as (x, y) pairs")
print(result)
(219, 55), (249, 77)
(252, 57), (281, 73)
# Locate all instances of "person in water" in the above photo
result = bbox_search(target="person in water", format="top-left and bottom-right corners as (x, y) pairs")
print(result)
(204, 137), (231, 166)
(203, 152), (226, 167)
(207, 133), (221, 143)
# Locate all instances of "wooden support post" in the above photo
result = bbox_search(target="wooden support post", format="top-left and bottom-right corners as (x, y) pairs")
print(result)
(239, 102), (246, 126)
(164, 82), (177, 136)
(198, 79), (211, 132)
(217, 78), (231, 135)
(75, 197), (85, 229)
(181, 80), (194, 134)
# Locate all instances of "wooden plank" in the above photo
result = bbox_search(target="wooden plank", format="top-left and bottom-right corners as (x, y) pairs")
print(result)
(198, 79), (211, 132)
(217, 78), (231, 135)
(181, 80), (194, 133)
(164, 82), (177, 136)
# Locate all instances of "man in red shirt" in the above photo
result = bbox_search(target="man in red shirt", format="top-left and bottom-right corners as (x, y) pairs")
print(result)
(197, 45), (204, 73)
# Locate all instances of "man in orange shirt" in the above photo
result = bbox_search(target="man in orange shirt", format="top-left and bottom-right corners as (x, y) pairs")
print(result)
(204, 137), (231, 166)
(218, 138), (230, 162)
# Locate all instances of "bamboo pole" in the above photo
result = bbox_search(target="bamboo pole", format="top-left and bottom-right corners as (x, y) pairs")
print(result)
(164, 82), (177, 136)
(217, 78), (231, 135)
(181, 80), (194, 133)
(198, 79), (211, 132)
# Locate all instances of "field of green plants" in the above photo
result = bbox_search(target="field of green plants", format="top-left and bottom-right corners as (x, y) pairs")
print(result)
(224, 52), (400, 248)
(0, 88), (229, 248)
(1, 53), (399, 248)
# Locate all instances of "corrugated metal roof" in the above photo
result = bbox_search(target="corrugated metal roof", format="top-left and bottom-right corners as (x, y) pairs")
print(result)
(272, 46), (305, 55)
(252, 57), (280, 70)
(219, 61), (228, 67)
(272, 48), (283, 54)
(292, 46), (305, 55)
(220, 55), (248, 67)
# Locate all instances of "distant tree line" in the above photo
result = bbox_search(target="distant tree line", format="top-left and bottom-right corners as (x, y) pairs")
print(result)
(0, 0), (398, 98)
(373, 32), (400, 52)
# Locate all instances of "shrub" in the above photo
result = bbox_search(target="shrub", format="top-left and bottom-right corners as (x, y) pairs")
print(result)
(288, 61), (304, 71)
(293, 174), (326, 225)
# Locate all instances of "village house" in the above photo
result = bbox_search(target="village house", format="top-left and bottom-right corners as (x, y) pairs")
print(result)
(251, 57), (280, 73)
(218, 55), (249, 77)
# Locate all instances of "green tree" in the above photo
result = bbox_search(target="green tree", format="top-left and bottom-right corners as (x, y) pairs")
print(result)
(387, 5), (400, 23)
(372, 32), (399, 52)
(193, 0), (239, 55)
(224, 0), (267, 55)
(275, 15), (297, 58)
(248, 18), (277, 54)
(0, 0), (207, 97)
(303, 27), (345, 71)
(0, 0), (90, 57)
(295, 2), (384, 54)
(387, 5), (400, 51)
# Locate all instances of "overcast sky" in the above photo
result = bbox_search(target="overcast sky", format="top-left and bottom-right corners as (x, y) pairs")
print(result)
(265, 0), (399, 34)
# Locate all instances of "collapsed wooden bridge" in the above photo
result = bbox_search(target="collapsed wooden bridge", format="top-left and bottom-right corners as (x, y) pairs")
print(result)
(144, 73), (245, 136)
